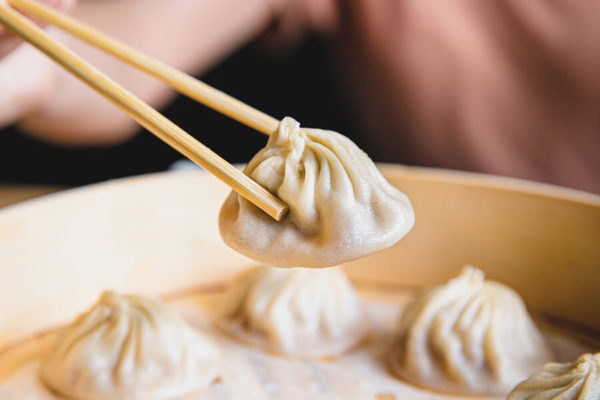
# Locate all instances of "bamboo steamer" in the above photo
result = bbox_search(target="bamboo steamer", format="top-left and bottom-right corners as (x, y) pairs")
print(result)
(0, 165), (599, 349)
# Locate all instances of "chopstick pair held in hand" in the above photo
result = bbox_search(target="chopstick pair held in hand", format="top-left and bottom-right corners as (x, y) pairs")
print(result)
(0, 0), (288, 221)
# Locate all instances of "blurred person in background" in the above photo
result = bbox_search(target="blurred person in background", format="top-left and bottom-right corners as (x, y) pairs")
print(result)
(0, 0), (598, 193)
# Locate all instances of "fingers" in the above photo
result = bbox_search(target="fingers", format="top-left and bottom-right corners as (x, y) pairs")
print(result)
(0, 42), (57, 129)
(0, 0), (78, 36)
(0, 0), (79, 117)
(0, 0), (77, 59)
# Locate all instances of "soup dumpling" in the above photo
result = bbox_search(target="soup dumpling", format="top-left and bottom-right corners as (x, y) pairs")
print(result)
(219, 265), (368, 358)
(40, 291), (220, 400)
(507, 353), (600, 400)
(219, 117), (415, 268)
(389, 266), (554, 395)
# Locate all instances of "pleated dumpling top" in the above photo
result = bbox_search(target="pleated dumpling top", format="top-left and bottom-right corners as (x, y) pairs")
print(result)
(389, 266), (554, 395)
(219, 117), (415, 268)
(40, 291), (220, 400)
(219, 265), (368, 358)
(508, 353), (600, 400)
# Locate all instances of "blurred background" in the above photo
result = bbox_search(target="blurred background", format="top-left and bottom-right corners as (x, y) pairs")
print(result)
(0, 0), (598, 200)
(0, 34), (356, 185)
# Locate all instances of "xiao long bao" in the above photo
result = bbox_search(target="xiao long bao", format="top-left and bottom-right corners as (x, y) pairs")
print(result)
(40, 291), (221, 400)
(508, 353), (600, 400)
(388, 266), (554, 395)
(219, 117), (415, 268)
(219, 265), (368, 358)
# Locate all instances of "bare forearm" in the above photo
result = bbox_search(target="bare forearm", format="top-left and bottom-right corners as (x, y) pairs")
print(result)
(16, 0), (276, 145)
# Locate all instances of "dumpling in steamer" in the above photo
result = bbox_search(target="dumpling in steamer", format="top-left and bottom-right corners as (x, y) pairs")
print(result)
(40, 291), (220, 400)
(219, 265), (368, 358)
(219, 117), (415, 268)
(388, 266), (554, 395)
(507, 353), (600, 400)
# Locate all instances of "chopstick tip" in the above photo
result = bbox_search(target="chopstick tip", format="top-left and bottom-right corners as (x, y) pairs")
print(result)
(275, 204), (289, 222)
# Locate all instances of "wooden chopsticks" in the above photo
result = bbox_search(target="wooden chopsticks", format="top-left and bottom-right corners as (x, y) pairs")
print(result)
(0, 2), (288, 221)
(8, 0), (280, 136)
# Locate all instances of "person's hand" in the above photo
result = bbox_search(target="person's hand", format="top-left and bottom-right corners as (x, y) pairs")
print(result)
(0, 0), (23, 58)
(0, 0), (76, 58)
(0, 0), (26, 59)
(7, 0), (284, 146)
(0, 0), (76, 128)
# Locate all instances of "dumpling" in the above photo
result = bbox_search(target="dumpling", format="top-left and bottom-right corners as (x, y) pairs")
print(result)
(507, 353), (600, 400)
(219, 117), (415, 268)
(219, 265), (368, 358)
(388, 266), (554, 395)
(40, 291), (220, 400)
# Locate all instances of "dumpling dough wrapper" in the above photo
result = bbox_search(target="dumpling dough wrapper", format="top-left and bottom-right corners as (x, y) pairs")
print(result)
(388, 266), (554, 395)
(219, 117), (415, 268)
(219, 265), (368, 358)
(40, 291), (221, 400)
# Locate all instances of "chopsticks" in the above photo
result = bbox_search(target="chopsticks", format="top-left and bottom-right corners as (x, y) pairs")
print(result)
(8, 0), (280, 136)
(0, 3), (288, 221)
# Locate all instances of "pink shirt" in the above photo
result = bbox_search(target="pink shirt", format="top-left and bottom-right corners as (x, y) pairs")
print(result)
(281, 0), (600, 193)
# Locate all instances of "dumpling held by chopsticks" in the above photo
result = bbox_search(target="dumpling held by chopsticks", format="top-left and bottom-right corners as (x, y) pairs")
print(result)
(219, 117), (415, 268)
